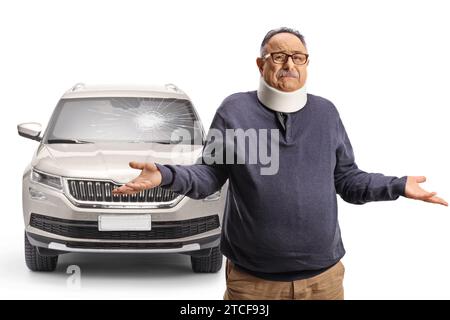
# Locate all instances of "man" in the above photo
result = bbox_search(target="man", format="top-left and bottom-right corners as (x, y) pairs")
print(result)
(112, 27), (447, 300)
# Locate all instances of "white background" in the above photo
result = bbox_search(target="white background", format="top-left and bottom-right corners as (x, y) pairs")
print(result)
(1, 0), (449, 300)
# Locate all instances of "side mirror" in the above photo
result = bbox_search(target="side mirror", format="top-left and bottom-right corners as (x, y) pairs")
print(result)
(17, 122), (42, 141)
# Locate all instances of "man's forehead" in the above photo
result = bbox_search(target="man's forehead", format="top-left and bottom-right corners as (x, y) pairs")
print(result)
(265, 33), (306, 53)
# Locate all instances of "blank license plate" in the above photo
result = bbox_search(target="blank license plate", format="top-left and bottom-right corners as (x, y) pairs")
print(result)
(98, 215), (152, 231)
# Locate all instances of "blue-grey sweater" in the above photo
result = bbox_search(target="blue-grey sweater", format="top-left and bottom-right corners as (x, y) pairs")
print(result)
(155, 91), (407, 280)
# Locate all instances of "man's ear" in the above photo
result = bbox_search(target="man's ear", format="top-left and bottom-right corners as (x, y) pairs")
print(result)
(256, 57), (264, 76)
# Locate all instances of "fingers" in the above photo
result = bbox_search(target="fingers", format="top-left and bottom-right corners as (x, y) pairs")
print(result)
(113, 180), (154, 195)
(129, 161), (146, 170)
(125, 181), (154, 190)
(423, 195), (449, 207)
(414, 176), (427, 183)
(129, 161), (157, 171)
(112, 185), (139, 195)
(406, 177), (448, 206)
(423, 191), (437, 199)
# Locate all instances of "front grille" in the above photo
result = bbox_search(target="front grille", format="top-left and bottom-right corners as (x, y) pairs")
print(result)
(66, 179), (179, 203)
(30, 213), (220, 240)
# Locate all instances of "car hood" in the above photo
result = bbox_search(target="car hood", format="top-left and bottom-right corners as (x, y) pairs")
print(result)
(32, 142), (203, 184)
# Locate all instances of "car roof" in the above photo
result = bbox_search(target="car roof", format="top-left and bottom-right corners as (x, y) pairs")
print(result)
(61, 83), (190, 100)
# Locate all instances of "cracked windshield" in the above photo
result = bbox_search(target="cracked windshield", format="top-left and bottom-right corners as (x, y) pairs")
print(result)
(45, 97), (203, 144)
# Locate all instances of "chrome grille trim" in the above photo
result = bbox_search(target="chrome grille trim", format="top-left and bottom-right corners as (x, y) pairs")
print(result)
(63, 178), (183, 209)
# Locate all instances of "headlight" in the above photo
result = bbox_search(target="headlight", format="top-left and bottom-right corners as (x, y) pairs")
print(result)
(31, 168), (63, 190)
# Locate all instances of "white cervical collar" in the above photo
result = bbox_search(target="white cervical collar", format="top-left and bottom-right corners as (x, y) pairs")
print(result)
(257, 77), (307, 113)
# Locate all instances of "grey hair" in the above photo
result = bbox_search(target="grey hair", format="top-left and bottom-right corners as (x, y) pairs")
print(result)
(260, 27), (306, 57)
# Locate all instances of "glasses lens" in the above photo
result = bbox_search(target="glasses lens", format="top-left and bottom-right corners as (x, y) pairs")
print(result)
(292, 54), (307, 65)
(272, 53), (287, 64)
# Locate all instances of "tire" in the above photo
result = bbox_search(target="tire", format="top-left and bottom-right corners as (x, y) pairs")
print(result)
(191, 246), (223, 273)
(24, 232), (58, 272)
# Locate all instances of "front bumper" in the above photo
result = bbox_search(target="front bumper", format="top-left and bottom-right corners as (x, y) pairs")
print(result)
(23, 168), (227, 254)
(26, 231), (220, 255)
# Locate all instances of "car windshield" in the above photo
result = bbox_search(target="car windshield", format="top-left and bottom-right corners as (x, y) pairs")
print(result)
(44, 97), (204, 144)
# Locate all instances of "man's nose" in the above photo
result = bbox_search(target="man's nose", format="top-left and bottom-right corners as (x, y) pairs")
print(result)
(283, 56), (295, 69)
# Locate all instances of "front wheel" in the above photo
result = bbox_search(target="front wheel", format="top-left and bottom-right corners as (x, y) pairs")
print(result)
(24, 232), (58, 272)
(191, 246), (223, 273)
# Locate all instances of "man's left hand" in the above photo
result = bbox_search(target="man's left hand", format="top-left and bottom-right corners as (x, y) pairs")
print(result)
(404, 176), (448, 206)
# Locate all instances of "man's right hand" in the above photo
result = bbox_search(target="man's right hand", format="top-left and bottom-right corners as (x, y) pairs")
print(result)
(112, 161), (162, 195)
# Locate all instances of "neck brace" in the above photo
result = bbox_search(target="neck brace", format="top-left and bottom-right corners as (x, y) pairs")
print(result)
(257, 77), (308, 113)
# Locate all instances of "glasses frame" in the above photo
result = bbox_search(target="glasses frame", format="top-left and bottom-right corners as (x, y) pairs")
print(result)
(263, 51), (309, 65)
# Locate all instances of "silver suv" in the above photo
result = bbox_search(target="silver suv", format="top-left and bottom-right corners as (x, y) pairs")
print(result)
(18, 83), (227, 273)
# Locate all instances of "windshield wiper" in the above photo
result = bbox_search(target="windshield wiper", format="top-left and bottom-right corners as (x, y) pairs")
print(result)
(47, 139), (93, 144)
(129, 140), (177, 144)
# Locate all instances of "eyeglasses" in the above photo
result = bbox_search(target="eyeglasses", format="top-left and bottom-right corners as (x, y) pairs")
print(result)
(263, 51), (309, 65)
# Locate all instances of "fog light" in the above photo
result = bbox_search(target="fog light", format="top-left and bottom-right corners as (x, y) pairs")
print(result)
(29, 187), (46, 200)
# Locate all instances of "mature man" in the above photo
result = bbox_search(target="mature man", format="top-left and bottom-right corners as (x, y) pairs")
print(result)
(113, 27), (447, 300)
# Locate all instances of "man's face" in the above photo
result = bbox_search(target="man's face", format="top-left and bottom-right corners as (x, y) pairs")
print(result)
(257, 33), (309, 92)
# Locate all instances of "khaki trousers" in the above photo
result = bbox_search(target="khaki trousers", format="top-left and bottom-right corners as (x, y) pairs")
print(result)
(223, 259), (345, 300)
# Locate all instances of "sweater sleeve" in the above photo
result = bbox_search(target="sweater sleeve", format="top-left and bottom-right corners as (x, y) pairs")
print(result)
(334, 115), (407, 204)
(154, 111), (229, 200)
